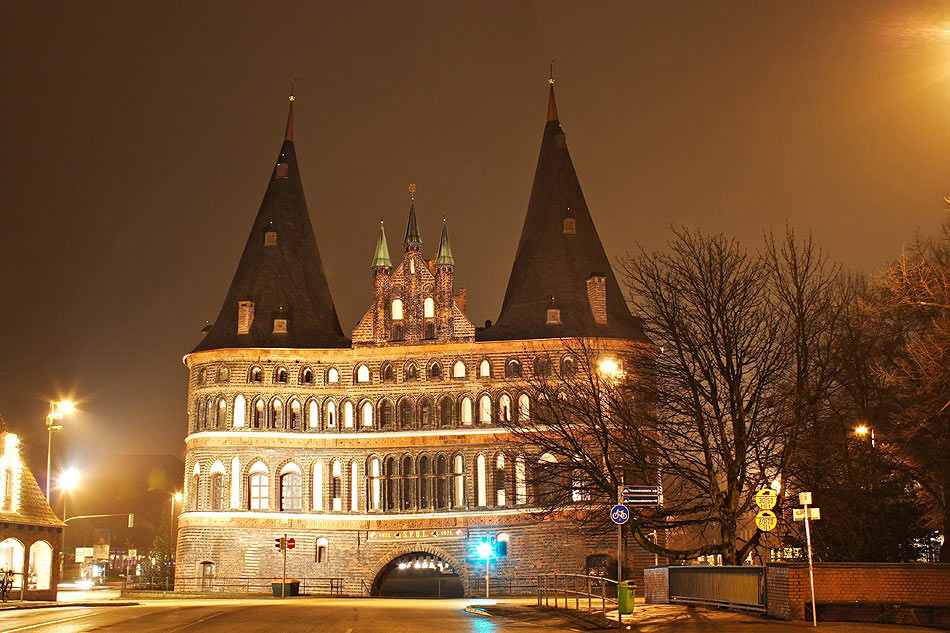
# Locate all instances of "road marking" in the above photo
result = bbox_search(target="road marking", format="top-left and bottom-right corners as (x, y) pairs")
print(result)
(1, 613), (93, 633)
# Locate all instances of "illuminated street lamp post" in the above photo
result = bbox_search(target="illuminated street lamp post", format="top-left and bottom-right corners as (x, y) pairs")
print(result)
(45, 401), (75, 502)
(58, 468), (80, 575)
(854, 425), (875, 448)
(169, 492), (183, 553)
(476, 540), (493, 598)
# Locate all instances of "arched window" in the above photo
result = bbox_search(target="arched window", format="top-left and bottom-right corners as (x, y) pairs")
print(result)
(536, 452), (559, 504)
(205, 399), (214, 429)
(452, 360), (466, 378)
(401, 456), (414, 510)
(499, 394), (512, 423)
(423, 297), (435, 318)
(233, 395), (246, 428)
(479, 359), (491, 378)
(325, 400), (336, 428)
(0, 539), (24, 589)
(248, 462), (269, 510)
(382, 364), (395, 383)
(506, 358), (522, 378)
(191, 462), (201, 510)
(253, 398), (265, 429)
(418, 456), (431, 510)
(312, 461), (323, 511)
(270, 399), (283, 429)
(288, 399), (301, 430)
(439, 397), (454, 427)
(198, 368), (206, 384)
(518, 394), (530, 422)
(454, 455), (465, 508)
(216, 397), (227, 428)
(249, 366), (263, 383)
(424, 322), (436, 339)
(391, 299), (403, 321)
(280, 464), (302, 511)
(27, 541), (52, 590)
(316, 537), (329, 563)
(515, 456), (527, 505)
(327, 367), (339, 383)
(392, 323), (404, 341)
(436, 455), (449, 510)
(361, 401), (374, 427)
(331, 460), (343, 511)
(428, 361), (442, 380)
(460, 397), (473, 425)
(368, 458), (381, 510)
(478, 395), (492, 424)
(419, 398), (433, 428)
(275, 367), (288, 383)
(384, 457), (397, 511)
(476, 455), (487, 507)
(379, 400), (394, 428)
(356, 364), (371, 383)
(349, 461), (359, 511)
(343, 401), (354, 428)
(210, 473), (225, 511)
(307, 400), (319, 430)
(217, 366), (230, 382)
(534, 355), (551, 377)
(301, 367), (314, 384)
(496, 533), (510, 558)
(560, 355), (577, 377)
(405, 363), (419, 381)
(397, 398), (413, 429)
(494, 454), (506, 506)
(572, 469), (590, 502)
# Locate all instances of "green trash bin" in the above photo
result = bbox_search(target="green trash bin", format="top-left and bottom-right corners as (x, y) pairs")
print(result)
(271, 580), (300, 597)
(617, 580), (636, 615)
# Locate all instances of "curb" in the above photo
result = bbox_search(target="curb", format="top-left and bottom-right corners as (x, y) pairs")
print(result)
(0, 601), (139, 611)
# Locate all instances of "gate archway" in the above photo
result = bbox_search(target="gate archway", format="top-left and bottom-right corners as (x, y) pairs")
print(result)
(369, 546), (468, 597)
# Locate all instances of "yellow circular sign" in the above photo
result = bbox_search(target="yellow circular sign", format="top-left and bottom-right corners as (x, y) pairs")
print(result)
(755, 509), (777, 531)
(755, 488), (778, 510)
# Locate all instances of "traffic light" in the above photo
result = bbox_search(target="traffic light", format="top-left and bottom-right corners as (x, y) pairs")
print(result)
(274, 537), (284, 550)
(287, 538), (295, 550)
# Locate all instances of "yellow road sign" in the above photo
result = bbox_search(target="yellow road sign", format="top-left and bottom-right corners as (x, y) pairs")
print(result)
(755, 488), (778, 510)
(755, 509), (778, 531)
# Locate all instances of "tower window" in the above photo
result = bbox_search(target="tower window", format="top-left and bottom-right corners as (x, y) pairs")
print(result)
(423, 297), (435, 318)
(391, 299), (403, 321)
(424, 322), (436, 339)
(264, 231), (278, 247)
(237, 301), (255, 334)
(273, 318), (288, 334)
(546, 309), (561, 325)
(276, 163), (288, 179)
(563, 218), (576, 234)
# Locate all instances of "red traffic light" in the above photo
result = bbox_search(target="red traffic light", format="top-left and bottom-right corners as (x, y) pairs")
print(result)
(274, 538), (283, 550)
(287, 538), (295, 550)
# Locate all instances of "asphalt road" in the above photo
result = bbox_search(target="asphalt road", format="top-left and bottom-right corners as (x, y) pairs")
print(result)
(0, 598), (557, 633)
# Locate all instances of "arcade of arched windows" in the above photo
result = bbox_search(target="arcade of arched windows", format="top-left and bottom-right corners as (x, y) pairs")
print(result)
(189, 390), (533, 434)
(186, 449), (540, 515)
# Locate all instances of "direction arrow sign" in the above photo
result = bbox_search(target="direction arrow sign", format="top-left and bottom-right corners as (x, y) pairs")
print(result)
(755, 489), (778, 510)
(793, 507), (821, 521)
(610, 504), (630, 525)
(755, 510), (777, 531)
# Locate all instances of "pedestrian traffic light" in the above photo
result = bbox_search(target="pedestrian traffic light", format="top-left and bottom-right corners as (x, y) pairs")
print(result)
(274, 537), (284, 550)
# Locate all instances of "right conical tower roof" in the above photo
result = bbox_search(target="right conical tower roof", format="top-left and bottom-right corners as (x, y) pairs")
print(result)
(478, 82), (647, 343)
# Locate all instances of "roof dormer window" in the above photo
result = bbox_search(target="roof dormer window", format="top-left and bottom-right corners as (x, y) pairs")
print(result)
(563, 218), (576, 235)
(546, 308), (561, 325)
(264, 231), (278, 247)
(276, 163), (288, 179)
(273, 318), (288, 334)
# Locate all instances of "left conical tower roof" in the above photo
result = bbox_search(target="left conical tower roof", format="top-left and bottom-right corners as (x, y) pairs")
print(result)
(192, 97), (348, 352)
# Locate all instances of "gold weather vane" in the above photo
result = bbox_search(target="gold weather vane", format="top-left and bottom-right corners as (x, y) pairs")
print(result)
(409, 183), (417, 202)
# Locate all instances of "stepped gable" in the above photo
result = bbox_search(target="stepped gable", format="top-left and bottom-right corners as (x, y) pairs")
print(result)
(193, 94), (348, 352)
(478, 82), (648, 343)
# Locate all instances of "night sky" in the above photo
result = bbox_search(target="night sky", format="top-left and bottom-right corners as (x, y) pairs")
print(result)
(1, 1), (948, 479)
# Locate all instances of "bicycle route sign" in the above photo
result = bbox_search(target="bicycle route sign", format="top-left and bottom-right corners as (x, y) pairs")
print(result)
(610, 504), (630, 525)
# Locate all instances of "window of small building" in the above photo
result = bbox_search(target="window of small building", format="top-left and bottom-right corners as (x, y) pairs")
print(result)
(233, 394), (246, 428)
(439, 397), (454, 426)
(423, 297), (435, 318)
(391, 299), (403, 321)
(312, 461), (323, 511)
(316, 537), (329, 563)
(248, 467), (269, 510)
(515, 456), (527, 505)
(343, 401), (354, 428)
(275, 367), (288, 383)
(383, 457), (397, 511)
(331, 460), (343, 511)
(327, 367), (339, 383)
(419, 398), (434, 427)
(217, 366), (230, 382)
(249, 366), (263, 383)
(478, 395), (492, 424)
(418, 456), (430, 509)
(301, 367), (314, 384)
(479, 359), (491, 378)
(475, 455), (487, 507)
(253, 399), (265, 429)
(499, 394), (512, 423)
(368, 458), (381, 510)
(497, 533), (510, 557)
(494, 454), (506, 506)
(428, 361), (442, 380)
(356, 364), (371, 383)
(280, 466), (303, 511)
(435, 455), (449, 510)
(349, 461), (359, 511)
(424, 322), (436, 339)
(379, 400), (393, 428)
(307, 400), (318, 430)
(401, 456), (414, 510)
(405, 363), (418, 381)
(517, 394), (530, 422)
(454, 455), (465, 507)
(560, 355), (577, 377)
(534, 355), (552, 377)
(210, 474), (225, 511)
(505, 358), (522, 378)
(270, 399), (283, 429)
(289, 399), (301, 430)
(398, 398), (413, 428)
(216, 398), (227, 428)
(452, 360), (466, 378)
(460, 397), (473, 425)
(325, 400), (336, 428)
(381, 364), (395, 383)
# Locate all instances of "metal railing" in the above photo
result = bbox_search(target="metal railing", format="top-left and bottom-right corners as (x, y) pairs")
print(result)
(129, 576), (345, 595)
(537, 573), (619, 620)
(668, 566), (766, 613)
(469, 575), (538, 597)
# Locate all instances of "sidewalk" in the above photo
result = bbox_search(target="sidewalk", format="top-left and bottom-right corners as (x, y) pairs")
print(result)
(476, 601), (940, 632)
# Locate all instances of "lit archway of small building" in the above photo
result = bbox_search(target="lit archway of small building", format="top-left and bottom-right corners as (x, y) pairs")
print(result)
(28, 541), (51, 590)
(0, 539), (24, 588)
(369, 544), (469, 598)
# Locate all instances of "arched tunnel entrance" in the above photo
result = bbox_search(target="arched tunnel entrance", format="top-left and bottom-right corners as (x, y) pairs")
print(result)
(373, 552), (464, 598)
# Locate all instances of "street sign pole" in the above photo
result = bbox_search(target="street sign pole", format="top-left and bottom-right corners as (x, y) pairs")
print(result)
(804, 506), (816, 627)
(617, 476), (623, 586)
(282, 534), (287, 599)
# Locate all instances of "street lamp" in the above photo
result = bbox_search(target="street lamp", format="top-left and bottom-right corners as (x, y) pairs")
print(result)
(45, 401), (75, 502)
(169, 491), (183, 553)
(59, 468), (80, 576)
(476, 540), (493, 598)
(854, 425), (875, 447)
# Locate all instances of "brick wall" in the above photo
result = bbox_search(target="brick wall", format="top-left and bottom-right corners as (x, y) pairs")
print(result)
(767, 563), (950, 621)
(643, 567), (668, 603)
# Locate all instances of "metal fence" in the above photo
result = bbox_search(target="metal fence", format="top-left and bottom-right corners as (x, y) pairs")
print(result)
(668, 566), (766, 612)
(469, 575), (538, 597)
(129, 576), (345, 595)
(537, 573), (619, 620)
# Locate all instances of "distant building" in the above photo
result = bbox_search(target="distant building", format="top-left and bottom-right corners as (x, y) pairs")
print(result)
(0, 414), (64, 600)
(177, 83), (651, 596)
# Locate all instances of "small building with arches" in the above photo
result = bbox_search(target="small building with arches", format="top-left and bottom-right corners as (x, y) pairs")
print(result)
(177, 82), (653, 596)
(0, 415), (65, 601)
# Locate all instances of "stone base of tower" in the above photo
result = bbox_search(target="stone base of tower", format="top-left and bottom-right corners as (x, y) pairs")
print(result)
(175, 513), (652, 598)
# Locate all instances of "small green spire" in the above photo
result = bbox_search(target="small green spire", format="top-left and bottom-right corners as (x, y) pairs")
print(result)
(372, 220), (392, 268)
(435, 217), (454, 265)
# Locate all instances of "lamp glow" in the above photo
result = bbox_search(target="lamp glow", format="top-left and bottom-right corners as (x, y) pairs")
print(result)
(599, 359), (619, 374)
(854, 425), (869, 436)
(174, 491), (183, 502)
(57, 401), (76, 414)
(476, 541), (493, 560)
(59, 468), (80, 492)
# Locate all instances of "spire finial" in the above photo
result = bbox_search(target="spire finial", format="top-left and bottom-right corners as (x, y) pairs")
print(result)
(285, 77), (300, 141)
(546, 62), (559, 123)
(409, 183), (417, 202)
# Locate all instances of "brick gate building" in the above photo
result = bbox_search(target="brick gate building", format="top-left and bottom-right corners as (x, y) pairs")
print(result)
(176, 82), (652, 596)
